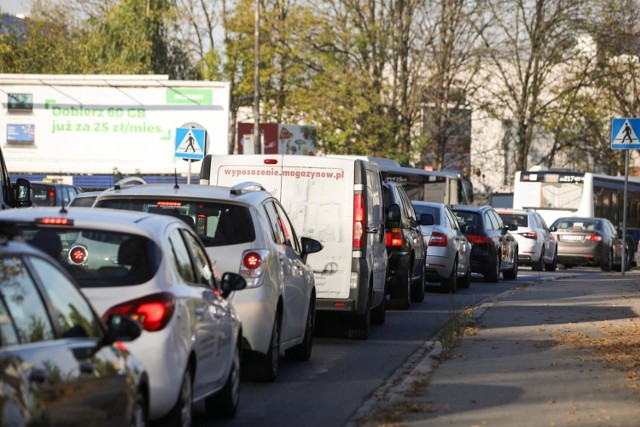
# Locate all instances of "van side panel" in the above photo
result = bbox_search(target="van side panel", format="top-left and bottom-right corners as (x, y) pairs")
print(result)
(208, 155), (355, 303)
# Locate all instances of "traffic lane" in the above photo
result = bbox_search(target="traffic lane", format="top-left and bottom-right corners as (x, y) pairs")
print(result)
(192, 267), (607, 427)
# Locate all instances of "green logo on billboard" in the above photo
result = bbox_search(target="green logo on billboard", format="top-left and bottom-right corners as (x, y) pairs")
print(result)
(166, 89), (213, 105)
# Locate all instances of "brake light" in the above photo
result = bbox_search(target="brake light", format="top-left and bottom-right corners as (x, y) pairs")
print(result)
(429, 231), (448, 247)
(103, 292), (175, 332)
(68, 245), (88, 265)
(586, 234), (602, 242)
(520, 231), (537, 240)
(385, 228), (403, 247)
(36, 218), (73, 226)
(242, 251), (262, 270)
(48, 187), (56, 206)
(466, 235), (490, 245)
(156, 201), (182, 207)
(353, 194), (364, 248)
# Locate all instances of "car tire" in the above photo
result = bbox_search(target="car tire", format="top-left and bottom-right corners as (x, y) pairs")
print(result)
(503, 253), (518, 280)
(129, 391), (148, 427)
(458, 263), (471, 289)
(544, 249), (558, 272)
(532, 247), (544, 271)
(164, 367), (193, 427)
(205, 341), (241, 418)
(442, 258), (458, 293)
(247, 313), (280, 382)
(484, 252), (500, 283)
(285, 296), (315, 361)
(370, 289), (386, 325)
(347, 295), (371, 340)
(601, 250), (613, 272)
(411, 261), (426, 302)
(395, 268), (412, 310)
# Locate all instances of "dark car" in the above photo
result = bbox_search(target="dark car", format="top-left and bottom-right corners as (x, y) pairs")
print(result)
(0, 235), (149, 427)
(450, 205), (519, 282)
(549, 216), (629, 271)
(383, 180), (427, 309)
(30, 181), (83, 207)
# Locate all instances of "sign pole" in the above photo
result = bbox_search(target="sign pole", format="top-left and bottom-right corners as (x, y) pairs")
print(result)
(188, 160), (192, 185)
(622, 149), (629, 276)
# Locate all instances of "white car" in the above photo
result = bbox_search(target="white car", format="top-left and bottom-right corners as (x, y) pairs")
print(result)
(93, 181), (323, 382)
(496, 208), (558, 271)
(0, 207), (247, 426)
(411, 201), (472, 292)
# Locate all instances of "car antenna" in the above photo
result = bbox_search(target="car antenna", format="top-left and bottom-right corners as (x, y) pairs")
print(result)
(59, 204), (68, 214)
(174, 169), (180, 190)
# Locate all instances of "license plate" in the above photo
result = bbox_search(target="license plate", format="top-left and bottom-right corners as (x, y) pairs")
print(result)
(560, 234), (583, 242)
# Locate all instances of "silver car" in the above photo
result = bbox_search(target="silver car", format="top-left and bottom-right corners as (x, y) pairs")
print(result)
(411, 201), (472, 292)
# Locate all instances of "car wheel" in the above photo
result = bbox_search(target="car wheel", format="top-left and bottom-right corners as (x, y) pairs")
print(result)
(442, 258), (458, 293)
(458, 263), (471, 289)
(601, 250), (613, 272)
(347, 294), (371, 340)
(370, 289), (386, 325)
(129, 391), (148, 427)
(503, 253), (518, 280)
(395, 267), (412, 310)
(247, 313), (280, 382)
(484, 252), (500, 282)
(411, 261), (426, 302)
(532, 247), (544, 271)
(544, 249), (558, 272)
(164, 367), (193, 427)
(285, 295), (315, 361)
(205, 341), (241, 418)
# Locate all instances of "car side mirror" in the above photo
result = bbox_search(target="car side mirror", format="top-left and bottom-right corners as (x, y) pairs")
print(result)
(420, 214), (434, 226)
(15, 178), (32, 207)
(103, 314), (142, 344)
(387, 204), (401, 225)
(219, 272), (247, 298)
(617, 229), (623, 238)
(549, 226), (557, 232)
(301, 237), (323, 260)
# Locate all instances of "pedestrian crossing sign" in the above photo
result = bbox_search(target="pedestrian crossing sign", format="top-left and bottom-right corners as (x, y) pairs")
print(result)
(175, 127), (206, 160)
(611, 118), (640, 149)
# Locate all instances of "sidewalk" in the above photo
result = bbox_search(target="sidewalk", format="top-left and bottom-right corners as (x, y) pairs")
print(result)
(350, 271), (640, 427)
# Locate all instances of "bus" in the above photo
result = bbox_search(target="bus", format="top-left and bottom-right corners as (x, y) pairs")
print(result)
(512, 168), (640, 261)
(328, 156), (474, 205)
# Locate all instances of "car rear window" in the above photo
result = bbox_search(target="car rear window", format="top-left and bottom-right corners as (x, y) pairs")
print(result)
(96, 198), (256, 246)
(31, 183), (54, 206)
(412, 205), (440, 224)
(18, 227), (161, 287)
(452, 211), (481, 231)
(498, 213), (528, 227)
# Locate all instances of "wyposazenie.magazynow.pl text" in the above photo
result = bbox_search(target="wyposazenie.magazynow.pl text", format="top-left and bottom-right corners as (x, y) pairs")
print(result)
(224, 168), (345, 180)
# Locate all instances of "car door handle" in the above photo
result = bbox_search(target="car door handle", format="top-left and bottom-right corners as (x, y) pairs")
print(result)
(366, 226), (378, 234)
(80, 361), (95, 374)
(29, 368), (47, 383)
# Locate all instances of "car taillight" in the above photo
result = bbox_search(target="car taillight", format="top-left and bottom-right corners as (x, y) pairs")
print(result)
(103, 292), (175, 332)
(243, 251), (262, 270)
(586, 233), (602, 242)
(68, 245), (88, 265)
(429, 231), (447, 247)
(466, 235), (490, 245)
(386, 228), (403, 247)
(520, 231), (537, 240)
(353, 194), (364, 248)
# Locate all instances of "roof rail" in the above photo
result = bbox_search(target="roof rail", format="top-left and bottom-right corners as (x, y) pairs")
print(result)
(230, 181), (266, 195)
(113, 176), (147, 190)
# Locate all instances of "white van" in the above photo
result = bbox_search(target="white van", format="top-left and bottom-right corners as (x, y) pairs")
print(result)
(200, 154), (387, 339)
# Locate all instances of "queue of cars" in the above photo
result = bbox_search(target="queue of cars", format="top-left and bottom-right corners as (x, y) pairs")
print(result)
(2, 157), (633, 426)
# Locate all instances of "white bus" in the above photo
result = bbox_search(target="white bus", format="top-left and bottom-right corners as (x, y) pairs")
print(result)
(328, 156), (473, 205)
(513, 168), (640, 256)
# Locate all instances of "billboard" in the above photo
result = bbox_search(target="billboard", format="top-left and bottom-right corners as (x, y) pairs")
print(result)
(237, 122), (317, 155)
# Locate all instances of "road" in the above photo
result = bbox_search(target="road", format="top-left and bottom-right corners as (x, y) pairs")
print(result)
(192, 267), (602, 427)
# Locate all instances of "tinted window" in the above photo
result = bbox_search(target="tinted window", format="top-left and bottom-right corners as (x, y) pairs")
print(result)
(30, 257), (103, 339)
(169, 229), (196, 283)
(453, 210), (481, 231)
(413, 205), (440, 224)
(70, 195), (97, 207)
(498, 213), (528, 227)
(18, 226), (160, 287)
(0, 256), (55, 344)
(97, 198), (255, 247)
(31, 183), (54, 206)
(181, 230), (214, 287)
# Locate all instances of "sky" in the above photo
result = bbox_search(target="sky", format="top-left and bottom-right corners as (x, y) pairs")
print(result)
(0, 0), (32, 16)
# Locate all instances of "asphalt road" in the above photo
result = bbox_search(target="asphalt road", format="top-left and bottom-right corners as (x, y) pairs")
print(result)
(191, 267), (603, 427)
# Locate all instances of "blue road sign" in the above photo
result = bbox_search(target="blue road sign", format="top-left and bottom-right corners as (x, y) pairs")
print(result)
(611, 118), (640, 149)
(175, 127), (206, 160)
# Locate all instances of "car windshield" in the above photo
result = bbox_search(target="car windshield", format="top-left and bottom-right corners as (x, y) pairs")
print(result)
(96, 198), (256, 247)
(498, 213), (528, 227)
(18, 226), (161, 287)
